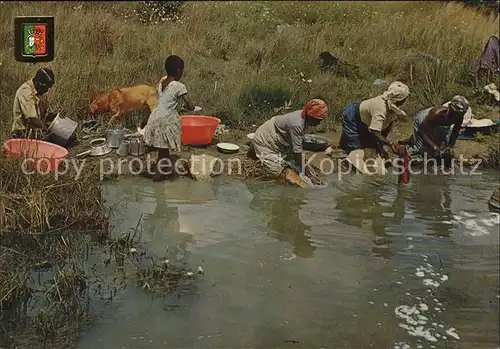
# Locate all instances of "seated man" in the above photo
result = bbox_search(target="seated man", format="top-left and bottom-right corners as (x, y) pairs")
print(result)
(247, 99), (328, 179)
(405, 95), (469, 158)
(11, 68), (56, 139)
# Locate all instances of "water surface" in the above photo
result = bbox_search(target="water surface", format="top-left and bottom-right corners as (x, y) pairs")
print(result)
(77, 170), (499, 349)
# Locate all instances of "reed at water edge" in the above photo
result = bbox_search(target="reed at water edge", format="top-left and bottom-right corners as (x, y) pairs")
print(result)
(0, 153), (187, 348)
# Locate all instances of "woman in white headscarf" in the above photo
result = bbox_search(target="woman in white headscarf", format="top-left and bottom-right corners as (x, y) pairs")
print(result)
(339, 81), (410, 174)
(404, 95), (470, 157)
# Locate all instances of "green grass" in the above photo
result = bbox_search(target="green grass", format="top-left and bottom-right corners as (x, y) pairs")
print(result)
(0, 1), (498, 135)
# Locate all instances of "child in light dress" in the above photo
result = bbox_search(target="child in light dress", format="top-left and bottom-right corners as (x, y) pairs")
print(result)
(142, 55), (195, 182)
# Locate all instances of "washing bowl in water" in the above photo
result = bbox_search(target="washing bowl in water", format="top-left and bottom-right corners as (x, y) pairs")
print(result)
(181, 115), (221, 146)
(3, 139), (69, 172)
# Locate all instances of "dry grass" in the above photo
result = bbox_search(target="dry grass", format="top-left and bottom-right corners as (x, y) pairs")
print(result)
(0, 1), (498, 135)
(0, 157), (109, 238)
(0, 154), (110, 348)
(485, 133), (500, 167)
(227, 154), (279, 181)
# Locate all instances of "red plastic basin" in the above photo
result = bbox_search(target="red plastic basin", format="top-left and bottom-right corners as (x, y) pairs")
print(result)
(181, 115), (221, 146)
(3, 139), (69, 172)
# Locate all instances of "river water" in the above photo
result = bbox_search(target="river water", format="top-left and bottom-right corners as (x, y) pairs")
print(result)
(77, 170), (499, 349)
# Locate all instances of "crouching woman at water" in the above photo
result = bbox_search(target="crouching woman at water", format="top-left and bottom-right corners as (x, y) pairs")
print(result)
(402, 95), (469, 159)
(247, 99), (328, 178)
(339, 81), (410, 174)
(142, 55), (195, 182)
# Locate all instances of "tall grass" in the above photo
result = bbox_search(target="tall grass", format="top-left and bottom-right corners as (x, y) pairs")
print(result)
(0, 1), (498, 134)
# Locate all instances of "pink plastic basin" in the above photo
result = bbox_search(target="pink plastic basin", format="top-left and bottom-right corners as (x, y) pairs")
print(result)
(3, 139), (68, 172)
(181, 115), (221, 146)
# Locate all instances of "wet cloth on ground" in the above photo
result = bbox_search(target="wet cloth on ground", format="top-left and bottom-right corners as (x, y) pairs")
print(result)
(252, 110), (305, 175)
(470, 35), (499, 76)
(143, 80), (186, 151)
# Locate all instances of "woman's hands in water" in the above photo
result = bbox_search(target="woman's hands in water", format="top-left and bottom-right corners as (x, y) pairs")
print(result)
(389, 142), (401, 154)
(378, 142), (398, 158)
(378, 148), (389, 159)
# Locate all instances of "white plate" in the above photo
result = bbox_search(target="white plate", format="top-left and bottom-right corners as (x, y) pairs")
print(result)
(217, 142), (240, 153)
(247, 133), (255, 140)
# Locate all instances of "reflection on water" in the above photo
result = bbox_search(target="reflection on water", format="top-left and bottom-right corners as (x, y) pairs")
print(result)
(247, 183), (315, 258)
(333, 176), (407, 259)
(77, 172), (499, 349)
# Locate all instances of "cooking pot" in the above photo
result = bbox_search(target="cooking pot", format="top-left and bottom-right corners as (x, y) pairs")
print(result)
(106, 129), (126, 148)
(90, 138), (112, 156)
(117, 139), (130, 157)
(128, 136), (145, 157)
(303, 134), (329, 152)
(76, 138), (113, 158)
(48, 114), (78, 147)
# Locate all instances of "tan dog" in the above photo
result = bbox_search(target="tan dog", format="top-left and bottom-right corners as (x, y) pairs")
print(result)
(89, 84), (158, 125)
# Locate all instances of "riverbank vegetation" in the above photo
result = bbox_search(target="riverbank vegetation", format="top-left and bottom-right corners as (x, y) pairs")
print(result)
(0, 154), (189, 348)
(0, 1), (498, 133)
(0, 154), (108, 348)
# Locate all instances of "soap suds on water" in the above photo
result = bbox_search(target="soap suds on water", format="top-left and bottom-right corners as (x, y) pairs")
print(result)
(394, 255), (460, 344)
(418, 303), (428, 311)
(460, 211), (476, 218)
(453, 211), (499, 236)
(423, 279), (441, 287)
(446, 327), (460, 340)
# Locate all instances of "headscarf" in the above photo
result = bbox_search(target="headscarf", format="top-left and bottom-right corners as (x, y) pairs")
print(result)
(449, 95), (470, 113)
(381, 81), (410, 117)
(301, 99), (328, 120)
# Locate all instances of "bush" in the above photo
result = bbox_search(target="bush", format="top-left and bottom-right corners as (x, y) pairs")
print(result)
(239, 83), (293, 121)
(485, 133), (500, 168)
(135, 1), (185, 23)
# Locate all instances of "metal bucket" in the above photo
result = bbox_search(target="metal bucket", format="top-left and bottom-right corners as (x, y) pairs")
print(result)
(48, 114), (78, 147)
(106, 129), (126, 148)
(116, 139), (130, 157)
(128, 136), (145, 157)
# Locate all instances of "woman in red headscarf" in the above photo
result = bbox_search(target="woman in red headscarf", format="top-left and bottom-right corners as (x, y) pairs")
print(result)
(247, 99), (328, 177)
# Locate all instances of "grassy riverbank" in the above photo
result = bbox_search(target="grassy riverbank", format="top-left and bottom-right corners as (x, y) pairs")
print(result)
(0, 1), (499, 132)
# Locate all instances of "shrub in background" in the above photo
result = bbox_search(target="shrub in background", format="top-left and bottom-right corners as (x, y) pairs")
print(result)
(135, 1), (185, 23)
(239, 83), (293, 121)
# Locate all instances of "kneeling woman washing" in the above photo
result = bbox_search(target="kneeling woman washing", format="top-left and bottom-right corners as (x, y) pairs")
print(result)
(407, 95), (469, 158)
(339, 81), (410, 174)
(247, 99), (328, 178)
(142, 55), (196, 182)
